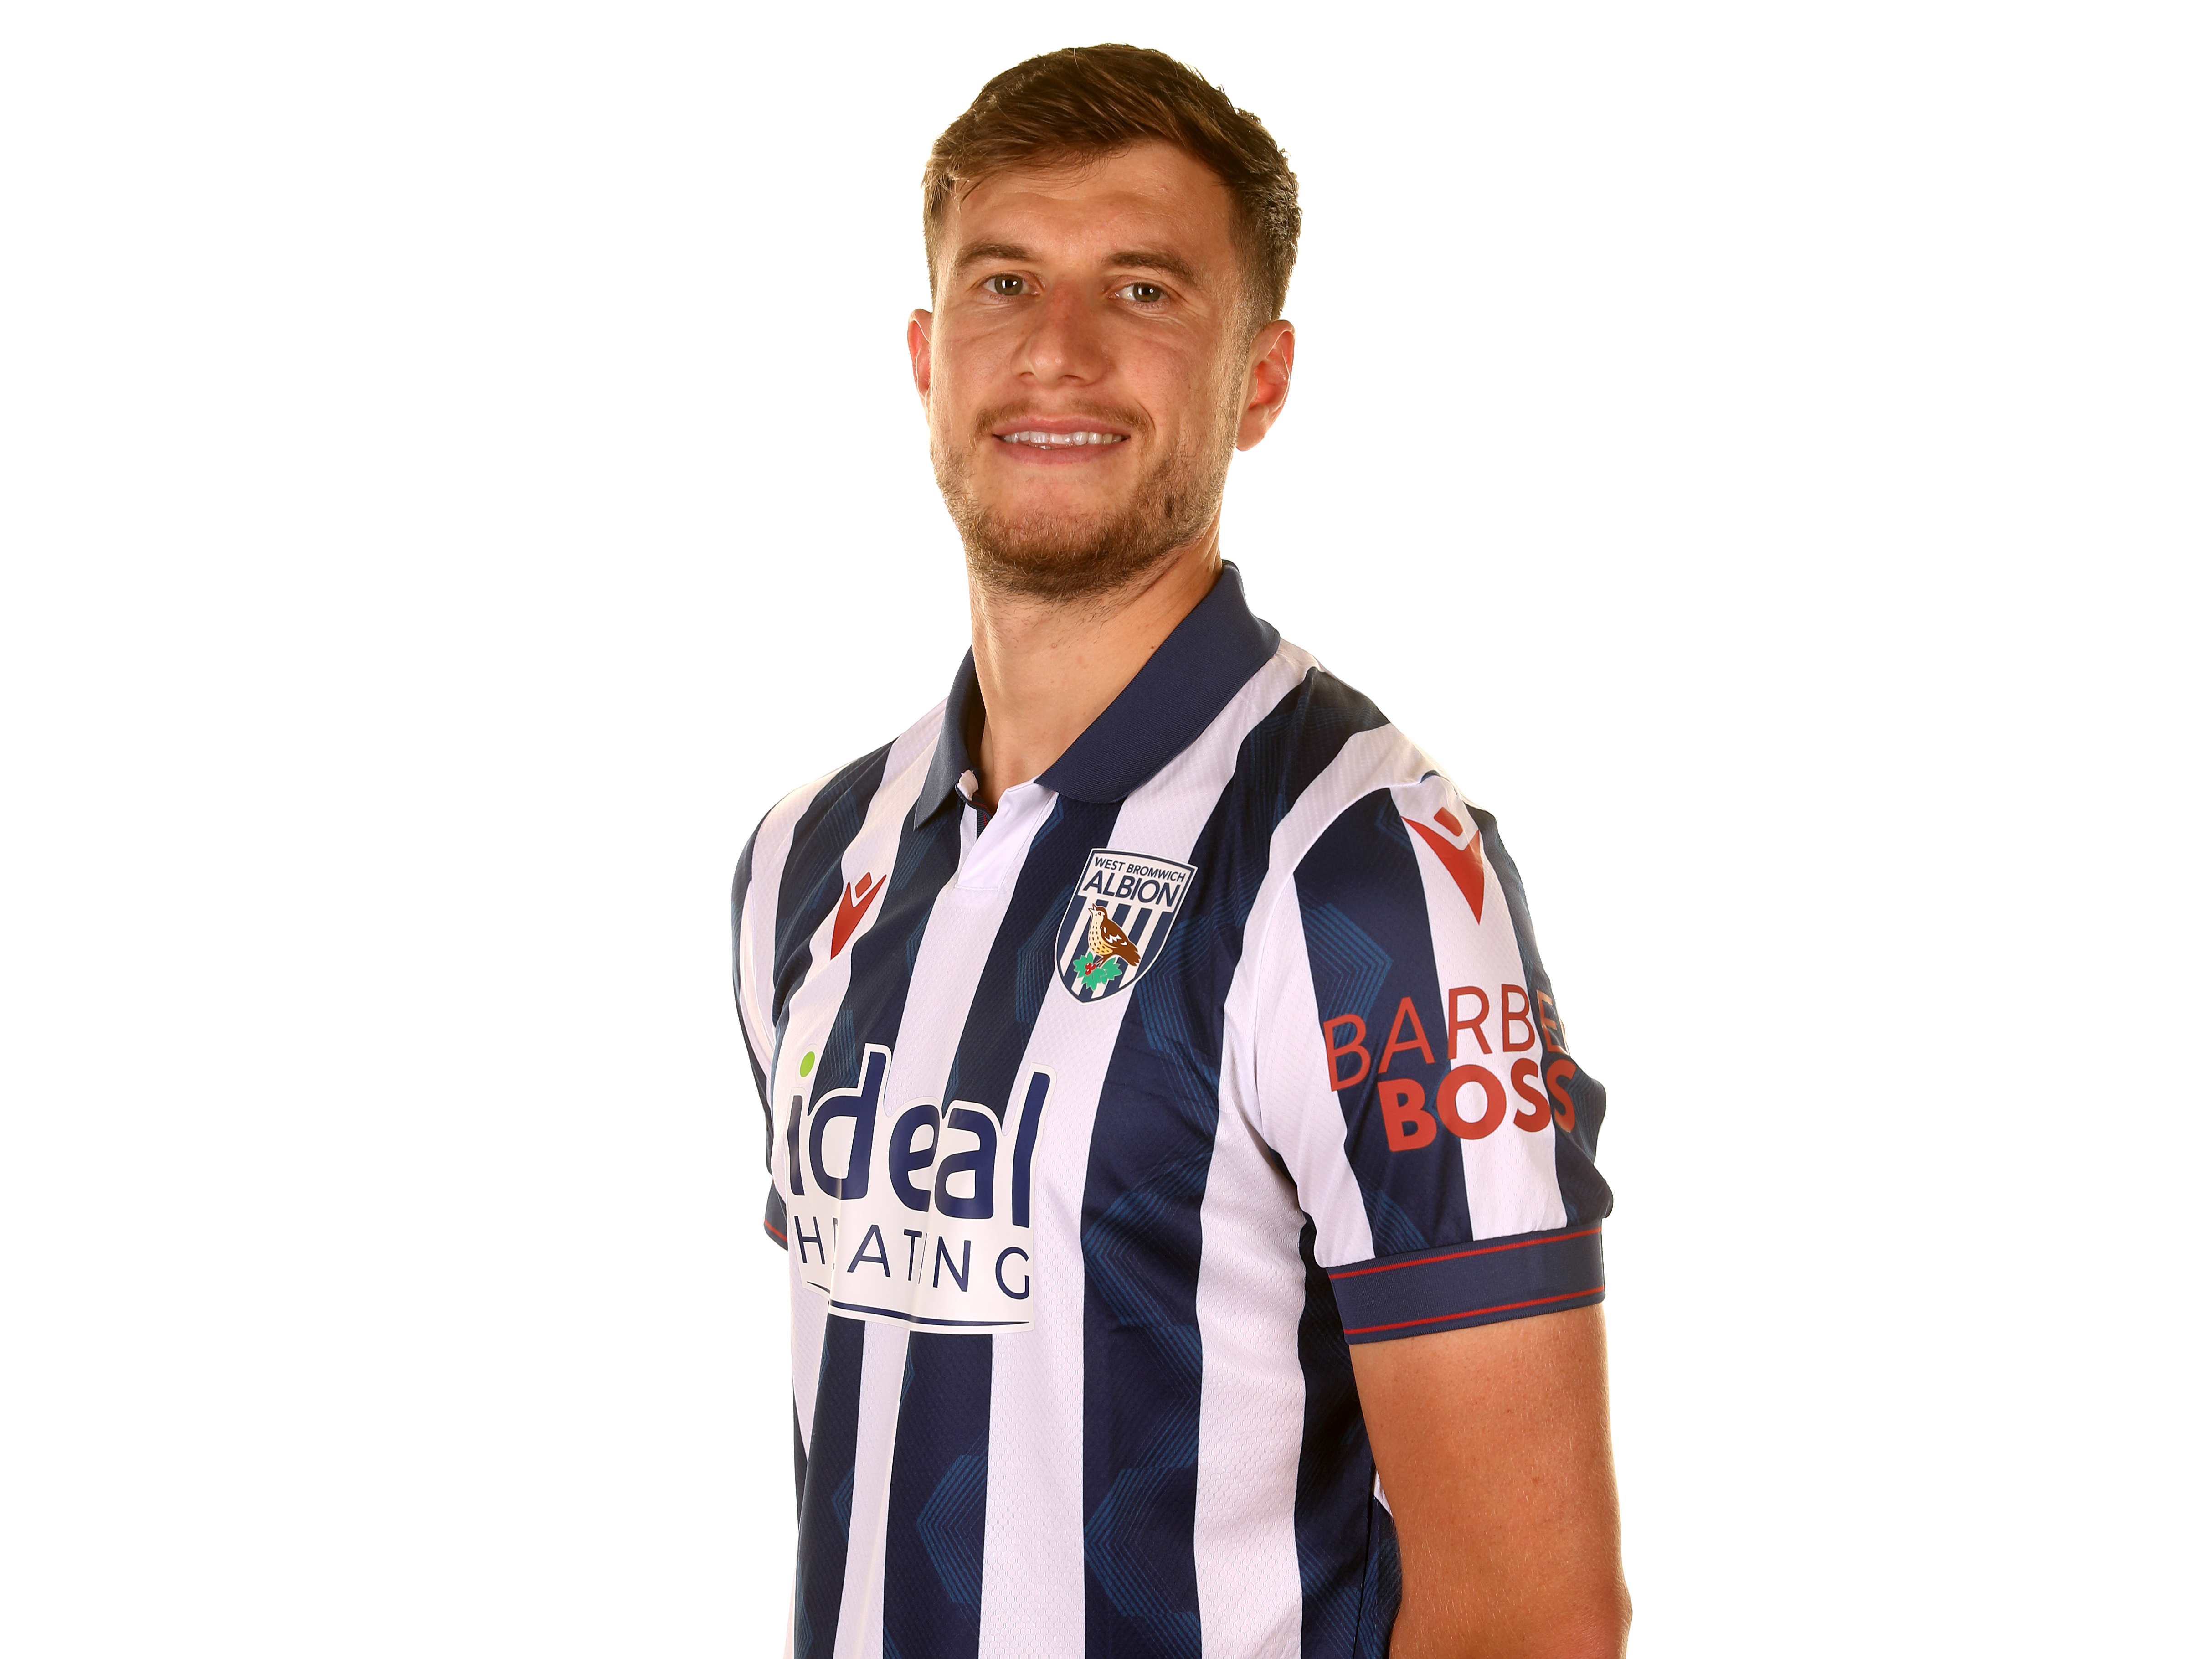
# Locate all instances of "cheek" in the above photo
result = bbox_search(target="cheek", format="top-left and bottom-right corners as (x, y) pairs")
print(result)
(940, 310), (1027, 370)
(1110, 344), (1213, 434)
(1121, 326), (1207, 385)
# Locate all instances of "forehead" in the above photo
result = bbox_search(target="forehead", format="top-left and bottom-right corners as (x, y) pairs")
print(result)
(940, 140), (1239, 276)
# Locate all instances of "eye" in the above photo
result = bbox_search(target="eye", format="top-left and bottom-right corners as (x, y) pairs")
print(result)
(1115, 281), (1167, 304)
(987, 274), (1027, 296)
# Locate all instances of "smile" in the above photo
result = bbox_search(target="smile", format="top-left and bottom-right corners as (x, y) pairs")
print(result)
(995, 430), (1127, 447)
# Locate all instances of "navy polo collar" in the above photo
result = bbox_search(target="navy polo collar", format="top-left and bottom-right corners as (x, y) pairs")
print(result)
(912, 561), (1281, 827)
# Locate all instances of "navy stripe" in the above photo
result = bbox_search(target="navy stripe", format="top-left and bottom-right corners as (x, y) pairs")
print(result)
(1262, 670), (1392, 817)
(913, 654), (983, 830)
(881, 1335), (995, 1656)
(794, 1315), (866, 1659)
(1328, 1222), (1605, 1342)
(1291, 1217), (1371, 1657)
(1296, 790), (1475, 1254)
(772, 745), (893, 1032)
(1470, 811), (1613, 1227)
(1081, 669), (1387, 1659)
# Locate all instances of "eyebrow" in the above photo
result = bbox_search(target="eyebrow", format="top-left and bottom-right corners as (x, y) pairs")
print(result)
(947, 242), (1207, 290)
(948, 242), (1034, 278)
(1104, 249), (1203, 288)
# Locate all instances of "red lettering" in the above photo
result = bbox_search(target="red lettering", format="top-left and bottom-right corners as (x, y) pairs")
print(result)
(1379, 996), (1436, 1073)
(1511, 1059), (1549, 1131)
(1446, 985), (1491, 1057)
(1322, 1015), (1370, 1091)
(1536, 989), (1569, 1055)
(1500, 984), (1536, 1052)
(1379, 1078), (1435, 1150)
(1437, 1064), (1506, 1139)
(1546, 1057), (1579, 1133)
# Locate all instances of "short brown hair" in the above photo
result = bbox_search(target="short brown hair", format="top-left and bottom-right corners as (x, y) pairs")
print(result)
(922, 45), (1301, 324)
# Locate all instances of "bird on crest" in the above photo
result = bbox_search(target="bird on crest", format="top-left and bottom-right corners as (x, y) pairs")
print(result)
(1080, 902), (1142, 979)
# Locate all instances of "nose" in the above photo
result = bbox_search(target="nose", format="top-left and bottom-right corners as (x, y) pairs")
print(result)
(1017, 282), (1106, 387)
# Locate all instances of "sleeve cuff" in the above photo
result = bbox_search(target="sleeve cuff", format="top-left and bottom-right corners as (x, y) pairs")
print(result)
(763, 1185), (789, 1250)
(1327, 1221), (1604, 1344)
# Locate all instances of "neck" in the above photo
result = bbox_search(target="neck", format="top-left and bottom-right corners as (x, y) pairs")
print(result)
(967, 524), (1224, 811)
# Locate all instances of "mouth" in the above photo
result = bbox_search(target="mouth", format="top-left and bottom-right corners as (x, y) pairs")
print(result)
(977, 411), (1139, 474)
(987, 413), (1134, 455)
(993, 428), (1129, 448)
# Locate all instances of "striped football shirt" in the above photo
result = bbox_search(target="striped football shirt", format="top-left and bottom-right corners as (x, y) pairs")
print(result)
(731, 564), (1612, 1659)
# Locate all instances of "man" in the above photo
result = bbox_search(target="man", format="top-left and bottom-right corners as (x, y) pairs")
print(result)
(732, 45), (1628, 1659)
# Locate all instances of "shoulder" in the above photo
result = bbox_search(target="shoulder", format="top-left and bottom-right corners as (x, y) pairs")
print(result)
(735, 698), (946, 905)
(1227, 639), (1473, 878)
(1224, 645), (1544, 1032)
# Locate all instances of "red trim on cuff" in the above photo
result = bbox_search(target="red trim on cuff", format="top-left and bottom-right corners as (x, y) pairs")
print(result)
(1328, 1224), (1603, 1281)
(1342, 1285), (1604, 1337)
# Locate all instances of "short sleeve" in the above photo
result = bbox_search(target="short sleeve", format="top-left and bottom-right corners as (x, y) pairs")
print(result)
(731, 820), (775, 1111)
(1253, 774), (1611, 1343)
(731, 819), (789, 1250)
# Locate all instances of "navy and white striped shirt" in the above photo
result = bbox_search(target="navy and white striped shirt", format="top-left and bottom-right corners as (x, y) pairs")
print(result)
(732, 566), (1611, 1659)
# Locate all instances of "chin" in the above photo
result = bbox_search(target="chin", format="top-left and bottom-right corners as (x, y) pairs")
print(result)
(937, 428), (1229, 602)
(981, 480), (1126, 527)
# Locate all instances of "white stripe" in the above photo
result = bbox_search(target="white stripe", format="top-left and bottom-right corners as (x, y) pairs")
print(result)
(977, 647), (1308, 1659)
(789, 1280), (825, 1659)
(1189, 1072), (1307, 1657)
(831, 1321), (913, 1659)
(1391, 774), (1567, 1240)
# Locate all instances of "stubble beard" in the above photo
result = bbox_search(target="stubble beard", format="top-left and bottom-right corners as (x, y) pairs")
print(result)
(934, 393), (1239, 604)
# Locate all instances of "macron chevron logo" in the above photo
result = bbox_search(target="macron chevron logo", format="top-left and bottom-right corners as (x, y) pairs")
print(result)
(1404, 808), (1484, 922)
(831, 872), (885, 958)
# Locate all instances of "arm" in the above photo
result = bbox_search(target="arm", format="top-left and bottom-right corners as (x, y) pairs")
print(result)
(1351, 1305), (1629, 1659)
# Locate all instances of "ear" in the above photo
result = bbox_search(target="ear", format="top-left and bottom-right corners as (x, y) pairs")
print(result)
(908, 310), (934, 404)
(1235, 319), (1295, 451)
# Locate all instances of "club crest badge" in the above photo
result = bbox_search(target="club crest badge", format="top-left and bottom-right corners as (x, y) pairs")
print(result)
(1055, 848), (1197, 1003)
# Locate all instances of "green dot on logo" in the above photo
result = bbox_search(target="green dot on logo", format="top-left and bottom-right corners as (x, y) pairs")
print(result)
(799, 1051), (816, 1077)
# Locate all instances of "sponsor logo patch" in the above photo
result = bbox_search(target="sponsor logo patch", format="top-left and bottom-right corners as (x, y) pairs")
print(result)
(1055, 848), (1196, 1003)
(783, 1043), (1052, 1329)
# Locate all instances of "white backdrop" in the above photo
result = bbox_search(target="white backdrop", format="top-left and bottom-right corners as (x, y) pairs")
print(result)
(3, 5), (2205, 1654)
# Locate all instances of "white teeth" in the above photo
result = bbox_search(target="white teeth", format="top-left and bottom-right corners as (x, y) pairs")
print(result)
(1001, 429), (1125, 446)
